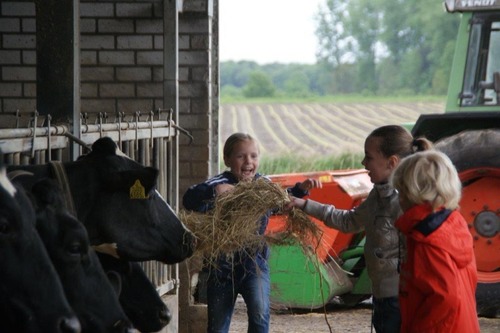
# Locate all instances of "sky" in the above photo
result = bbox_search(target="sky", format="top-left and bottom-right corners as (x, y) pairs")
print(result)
(219, 0), (324, 65)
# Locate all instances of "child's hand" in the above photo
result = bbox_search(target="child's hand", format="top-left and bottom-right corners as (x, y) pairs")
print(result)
(284, 196), (307, 211)
(215, 183), (234, 195)
(299, 178), (322, 191)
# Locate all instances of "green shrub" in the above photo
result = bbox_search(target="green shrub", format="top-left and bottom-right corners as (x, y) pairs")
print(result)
(219, 153), (364, 176)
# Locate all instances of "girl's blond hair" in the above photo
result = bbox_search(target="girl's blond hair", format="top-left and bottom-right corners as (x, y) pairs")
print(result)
(391, 150), (462, 210)
(223, 132), (259, 159)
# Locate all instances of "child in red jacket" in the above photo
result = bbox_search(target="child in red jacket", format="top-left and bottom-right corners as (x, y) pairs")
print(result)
(391, 150), (480, 333)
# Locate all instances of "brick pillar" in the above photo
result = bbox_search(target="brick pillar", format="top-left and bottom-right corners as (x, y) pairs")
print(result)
(178, 1), (218, 333)
(0, 1), (37, 114)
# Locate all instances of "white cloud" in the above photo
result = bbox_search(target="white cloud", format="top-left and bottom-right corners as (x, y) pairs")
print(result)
(219, 0), (323, 64)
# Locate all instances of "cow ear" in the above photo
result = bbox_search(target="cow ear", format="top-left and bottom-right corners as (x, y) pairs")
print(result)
(103, 167), (159, 195)
(90, 137), (118, 157)
(107, 271), (122, 296)
(121, 167), (158, 193)
(135, 167), (158, 192)
(31, 178), (66, 211)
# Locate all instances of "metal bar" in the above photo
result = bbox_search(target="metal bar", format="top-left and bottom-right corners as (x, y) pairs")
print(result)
(1, 119), (177, 294)
(47, 115), (52, 161)
(30, 111), (38, 158)
(0, 125), (69, 139)
(0, 136), (68, 154)
(0, 121), (175, 139)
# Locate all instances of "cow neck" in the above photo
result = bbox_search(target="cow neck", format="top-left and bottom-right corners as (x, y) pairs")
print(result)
(49, 161), (76, 215)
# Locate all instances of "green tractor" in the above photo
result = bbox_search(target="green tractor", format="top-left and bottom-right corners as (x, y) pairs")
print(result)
(267, 0), (500, 317)
(411, 0), (500, 317)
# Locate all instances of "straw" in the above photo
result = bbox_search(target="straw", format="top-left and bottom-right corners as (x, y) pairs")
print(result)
(180, 178), (324, 263)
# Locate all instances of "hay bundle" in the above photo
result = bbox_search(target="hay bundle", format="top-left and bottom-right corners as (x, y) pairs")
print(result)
(180, 178), (323, 261)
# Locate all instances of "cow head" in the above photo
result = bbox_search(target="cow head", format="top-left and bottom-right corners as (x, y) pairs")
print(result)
(0, 159), (81, 333)
(97, 253), (171, 332)
(66, 137), (195, 263)
(31, 178), (134, 333)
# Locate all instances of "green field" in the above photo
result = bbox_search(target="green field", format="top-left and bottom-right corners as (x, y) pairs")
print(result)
(219, 99), (445, 174)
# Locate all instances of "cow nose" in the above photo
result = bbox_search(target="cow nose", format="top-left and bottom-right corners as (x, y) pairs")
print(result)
(59, 315), (81, 333)
(159, 305), (172, 325)
(185, 231), (197, 255)
(113, 320), (134, 333)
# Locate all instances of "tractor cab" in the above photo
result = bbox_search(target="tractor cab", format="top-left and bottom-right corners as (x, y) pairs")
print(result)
(444, 0), (500, 109)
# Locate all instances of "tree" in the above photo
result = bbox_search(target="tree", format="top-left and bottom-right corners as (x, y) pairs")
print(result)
(316, 0), (349, 67)
(284, 71), (311, 97)
(315, 0), (381, 94)
(220, 61), (260, 88)
(242, 71), (276, 98)
(344, 0), (381, 93)
(219, 0), (459, 98)
(378, 0), (419, 64)
(313, 0), (458, 95)
(220, 84), (243, 99)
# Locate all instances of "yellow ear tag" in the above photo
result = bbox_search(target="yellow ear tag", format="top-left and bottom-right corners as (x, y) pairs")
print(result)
(130, 179), (148, 199)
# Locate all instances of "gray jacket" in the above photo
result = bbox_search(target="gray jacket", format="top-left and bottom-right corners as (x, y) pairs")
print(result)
(303, 183), (401, 298)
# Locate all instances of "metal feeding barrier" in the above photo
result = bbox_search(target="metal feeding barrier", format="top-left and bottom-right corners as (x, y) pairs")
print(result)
(0, 109), (191, 296)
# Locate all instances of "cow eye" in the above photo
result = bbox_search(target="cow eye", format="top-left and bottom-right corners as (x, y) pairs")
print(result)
(126, 262), (133, 274)
(67, 242), (82, 255)
(0, 218), (10, 234)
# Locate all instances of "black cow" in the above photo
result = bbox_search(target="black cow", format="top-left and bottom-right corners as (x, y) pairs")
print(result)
(0, 155), (81, 333)
(31, 179), (134, 333)
(98, 253), (172, 332)
(8, 137), (195, 263)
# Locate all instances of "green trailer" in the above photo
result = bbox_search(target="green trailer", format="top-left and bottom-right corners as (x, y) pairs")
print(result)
(269, 242), (352, 309)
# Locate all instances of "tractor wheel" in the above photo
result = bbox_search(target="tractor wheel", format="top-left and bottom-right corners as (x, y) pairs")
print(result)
(475, 283), (500, 318)
(435, 129), (500, 318)
(435, 129), (500, 170)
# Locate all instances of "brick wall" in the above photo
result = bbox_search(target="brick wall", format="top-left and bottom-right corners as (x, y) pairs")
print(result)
(0, 1), (168, 115)
(0, 1), (37, 113)
(178, 1), (217, 197)
(79, 0), (165, 114)
(0, 0), (218, 196)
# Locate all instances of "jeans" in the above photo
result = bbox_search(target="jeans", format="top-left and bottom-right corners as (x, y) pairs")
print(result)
(372, 296), (401, 333)
(206, 258), (270, 333)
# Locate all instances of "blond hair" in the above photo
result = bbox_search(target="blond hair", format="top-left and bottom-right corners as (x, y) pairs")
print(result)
(223, 132), (259, 159)
(391, 150), (461, 210)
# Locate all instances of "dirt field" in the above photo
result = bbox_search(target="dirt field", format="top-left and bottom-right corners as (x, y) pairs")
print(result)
(219, 101), (445, 156)
(228, 296), (500, 333)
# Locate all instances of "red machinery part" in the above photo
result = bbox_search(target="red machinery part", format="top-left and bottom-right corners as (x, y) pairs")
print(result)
(459, 167), (500, 283)
(266, 169), (372, 262)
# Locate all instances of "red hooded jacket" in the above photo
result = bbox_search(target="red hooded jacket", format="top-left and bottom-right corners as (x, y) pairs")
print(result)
(395, 204), (480, 333)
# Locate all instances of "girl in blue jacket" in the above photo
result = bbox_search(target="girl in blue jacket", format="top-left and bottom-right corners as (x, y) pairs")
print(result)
(183, 132), (319, 333)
